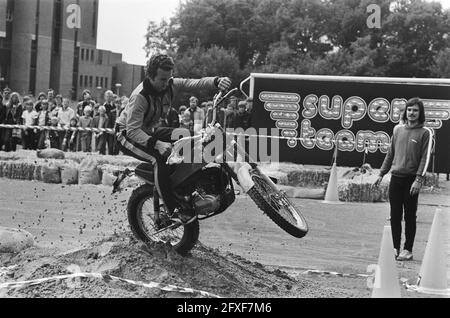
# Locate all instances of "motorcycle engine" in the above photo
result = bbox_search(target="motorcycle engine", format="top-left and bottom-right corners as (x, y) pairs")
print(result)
(179, 167), (226, 216)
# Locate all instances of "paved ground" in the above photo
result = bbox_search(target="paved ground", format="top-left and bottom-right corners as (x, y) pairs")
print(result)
(0, 175), (449, 297)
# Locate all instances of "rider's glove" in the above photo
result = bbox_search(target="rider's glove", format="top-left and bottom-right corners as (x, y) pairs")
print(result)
(214, 77), (231, 91)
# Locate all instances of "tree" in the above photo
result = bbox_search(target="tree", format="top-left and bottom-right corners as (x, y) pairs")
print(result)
(143, 20), (177, 57)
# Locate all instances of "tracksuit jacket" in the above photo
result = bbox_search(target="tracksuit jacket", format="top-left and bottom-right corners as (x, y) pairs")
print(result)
(379, 123), (433, 178)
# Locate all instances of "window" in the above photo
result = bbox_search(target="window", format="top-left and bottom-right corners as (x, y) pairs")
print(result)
(100, 77), (103, 87)
(95, 76), (99, 87)
(81, 48), (84, 60)
(89, 76), (93, 87)
(79, 75), (83, 87)
(84, 75), (88, 86)
(105, 78), (108, 89)
(91, 50), (94, 61)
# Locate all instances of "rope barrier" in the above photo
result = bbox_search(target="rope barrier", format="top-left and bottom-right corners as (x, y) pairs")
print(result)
(0, 269), (221, 298)
(0, 124), (391, 147)
(0, 124), (115, 134)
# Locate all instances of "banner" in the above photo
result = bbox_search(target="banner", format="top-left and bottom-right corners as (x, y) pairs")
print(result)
(247, 74), (450, 173)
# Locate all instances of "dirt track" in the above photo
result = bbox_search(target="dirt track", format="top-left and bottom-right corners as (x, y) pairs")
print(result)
(0, 177), (449, 298)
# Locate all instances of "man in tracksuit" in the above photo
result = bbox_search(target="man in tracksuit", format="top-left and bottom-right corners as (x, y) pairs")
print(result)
(115, 54), (231, 220)
(375, 97), (433, 261)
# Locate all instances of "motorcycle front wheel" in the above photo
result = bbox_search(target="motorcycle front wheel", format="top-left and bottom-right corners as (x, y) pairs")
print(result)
(127, 184), (199, 255)
(247, 169), (309, 238)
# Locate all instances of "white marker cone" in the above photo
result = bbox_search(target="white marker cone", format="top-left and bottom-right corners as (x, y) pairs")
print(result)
(372, 226), (401, 298)
(416, 208), (450, 295)
(323, 162), (340, 203)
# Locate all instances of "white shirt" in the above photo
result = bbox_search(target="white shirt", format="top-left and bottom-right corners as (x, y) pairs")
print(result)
(57, 107), (75, 127)
(21, 110), (38, 127)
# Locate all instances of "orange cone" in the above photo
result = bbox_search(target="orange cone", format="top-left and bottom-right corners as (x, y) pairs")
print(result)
(416, 208), (450, 295)
(372, 226), (401, 298)
(323, 162), (340, 203)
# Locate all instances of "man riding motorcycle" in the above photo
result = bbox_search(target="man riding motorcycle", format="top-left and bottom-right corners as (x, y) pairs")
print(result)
(115, 54), (231, 221)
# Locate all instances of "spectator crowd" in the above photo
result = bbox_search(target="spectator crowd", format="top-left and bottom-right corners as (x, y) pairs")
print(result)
(0, 87), (253, 155)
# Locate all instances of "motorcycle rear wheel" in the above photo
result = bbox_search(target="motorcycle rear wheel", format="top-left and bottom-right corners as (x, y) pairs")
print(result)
(127, 184), (199, 255)
(247, 170), (308, 238)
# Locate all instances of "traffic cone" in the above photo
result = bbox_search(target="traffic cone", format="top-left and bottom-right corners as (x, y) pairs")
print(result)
(372, 226), (401, 298)
(323, 162), (340, 203)
(416, 208), (450, 295)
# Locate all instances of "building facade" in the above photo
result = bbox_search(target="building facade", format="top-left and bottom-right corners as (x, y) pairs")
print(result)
(0, 0), (144, 100)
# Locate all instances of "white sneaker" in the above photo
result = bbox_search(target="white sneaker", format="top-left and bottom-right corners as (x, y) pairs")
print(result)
(396, 250), (413, 261)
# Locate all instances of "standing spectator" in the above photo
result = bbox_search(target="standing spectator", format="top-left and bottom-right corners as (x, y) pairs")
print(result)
(92, 105), (109, 155)
(49, 94), (63, 118)
(47, 89), (55, 105)
(77, 89), (96, 118)
(2, 87), (11, 106)
(0, 94), (4, 150)
(2, 92), (23, 151)
(184, 96), (205, 135)
(204, 100), (225, 128)
(78, 106), (93, 152)
(62, 117), (78, 152)
(57, 98), (76, 148)
(178, 105), (187, 123)
(34, 92), (47, 112)
(180, 111), (193, 133)
(165, 105), (180, 128)
(36, 99), (51, 149)
(21, 98), (39, 150)
(374, 98), (433, 261)
(48, 117), (61, 149)
(223, 102), (237, 129)
(111, 96), (123, 155)
(102, 90), (116, 155)
(235, 100), (251, 130)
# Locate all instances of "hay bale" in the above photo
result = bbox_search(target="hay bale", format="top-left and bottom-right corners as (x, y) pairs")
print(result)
(78, 156), (101, 185)
(100, 164), (121, 186)
(286, 168), (330, 188)
(338, 179), (389, 202)
(0, 226), (35, 253)
(36, 148), (65, 159)
(61, 161), (79, 185)
(41, 160), (61, 183)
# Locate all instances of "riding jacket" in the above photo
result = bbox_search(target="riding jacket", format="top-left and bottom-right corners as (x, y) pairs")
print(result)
(116, 76), (220, 148)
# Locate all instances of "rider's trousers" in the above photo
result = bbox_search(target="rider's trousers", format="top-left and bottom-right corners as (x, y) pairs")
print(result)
(116, 127), (177, 213)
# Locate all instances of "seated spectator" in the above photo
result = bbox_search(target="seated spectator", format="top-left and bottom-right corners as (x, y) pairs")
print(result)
(92, 105), (109, 155)
(78, 106), (93, 152)
(62, 117), (78, 152)
(36, 99), (51, 149)
(21, 98), (39, 150)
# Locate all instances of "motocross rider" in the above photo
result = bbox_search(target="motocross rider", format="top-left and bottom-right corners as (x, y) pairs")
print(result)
(115, 54), (231, 221)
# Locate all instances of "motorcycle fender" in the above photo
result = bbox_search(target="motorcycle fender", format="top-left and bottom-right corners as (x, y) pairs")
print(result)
(228, 162), (255, 193)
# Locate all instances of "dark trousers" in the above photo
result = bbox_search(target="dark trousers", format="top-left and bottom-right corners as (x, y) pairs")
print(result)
(117, 127), (177, 213)
(389, 175), (419, 252)
(22, 129), (36, 150)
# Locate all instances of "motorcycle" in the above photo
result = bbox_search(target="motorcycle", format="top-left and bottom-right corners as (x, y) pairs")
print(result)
(113, 88), (308, 254)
